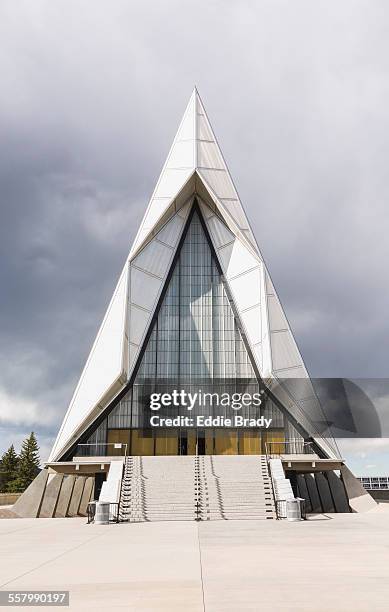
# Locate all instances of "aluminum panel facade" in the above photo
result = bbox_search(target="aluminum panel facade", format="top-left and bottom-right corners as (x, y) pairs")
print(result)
(156, 214), (185, 247)
(229, 268), (262, 311)
(133, 240), (173, 279)
(153, 168), (193, 198)
(240, 306), (262, 345)
(270, 331), (303, 372)
(198, 168), (236, 199)
(129, 305), (151, 346)
(198, 141), (225, 170)
(224, 241), (260, 280)
(51, 88), (339, 462)
(206, 215), (235, 248)
(130, 268), (162, 311)
(167, 140), (194, 169)
(49, 266), (128, 461)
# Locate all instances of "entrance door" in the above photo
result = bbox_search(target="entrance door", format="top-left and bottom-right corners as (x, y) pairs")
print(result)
(197, 430), (206, 455)
(178, 429), (209, 455)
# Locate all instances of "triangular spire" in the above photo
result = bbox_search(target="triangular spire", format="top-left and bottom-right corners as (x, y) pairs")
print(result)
(129, 89), (258, 259)
(50, 91), (338, 462)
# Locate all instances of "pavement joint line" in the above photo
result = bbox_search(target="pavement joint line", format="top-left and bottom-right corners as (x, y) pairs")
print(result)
(0, 529), (108, 589)
(197, 523), (206, 612)
(0, 526), (34, 537)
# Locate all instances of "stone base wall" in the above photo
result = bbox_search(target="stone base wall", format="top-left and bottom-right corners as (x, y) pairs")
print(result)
(0, 493), (22, 506)
(12, 470), (95, 518)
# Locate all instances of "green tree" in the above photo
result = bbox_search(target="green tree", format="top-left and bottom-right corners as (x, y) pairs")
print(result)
(11, 433), (41, 492)
(0, 445), (19, 492)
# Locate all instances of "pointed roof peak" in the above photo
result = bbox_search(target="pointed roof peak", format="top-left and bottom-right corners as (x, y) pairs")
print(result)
(129, 89), (258, 258)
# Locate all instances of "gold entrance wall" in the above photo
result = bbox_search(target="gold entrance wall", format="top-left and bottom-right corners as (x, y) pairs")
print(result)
(131, 430), (154, 456)
(106, 428), (285, 456)
(107, 430), (130, 455)
(240, 430), (262, 454)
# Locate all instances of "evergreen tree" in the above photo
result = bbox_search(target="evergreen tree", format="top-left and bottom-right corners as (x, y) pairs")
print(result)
(11, 433), (41, 492)
(0, 445), (19, 492)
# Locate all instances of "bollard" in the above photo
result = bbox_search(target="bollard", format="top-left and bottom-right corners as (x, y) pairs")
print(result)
(286, 498), (303, 522)
(94, 501), (110, 525)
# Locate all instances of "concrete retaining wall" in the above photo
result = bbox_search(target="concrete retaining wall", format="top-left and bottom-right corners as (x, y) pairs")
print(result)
(13, 469), (49, 518)
(67, 477), (86, 516)
(78, 477), (94, 516)
(341, 465), (377, 512)
(55, 475), (75, 518)
(39, 474), (64, 518)
(0, 493), (21, 506)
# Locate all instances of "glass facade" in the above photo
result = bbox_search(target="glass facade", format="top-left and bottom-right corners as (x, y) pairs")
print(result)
(81, 208), (299, 456)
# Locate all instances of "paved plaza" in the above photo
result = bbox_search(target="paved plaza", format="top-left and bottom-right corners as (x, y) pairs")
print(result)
(1, 507), (389, 611)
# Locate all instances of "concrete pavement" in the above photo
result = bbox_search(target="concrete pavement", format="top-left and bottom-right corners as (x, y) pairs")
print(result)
(1, 508), (389, 611)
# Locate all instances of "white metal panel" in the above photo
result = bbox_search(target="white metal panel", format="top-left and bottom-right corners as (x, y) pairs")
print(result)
(229, 268), (261, 311)
(276, 365), (306, 379)
(265, 271), (306, 373)
(130, 267), (162, 311)
(128, 91), (196, 257)
(253, 343), (263, 372)
(222, 240), (260, 279)
(270, 331), (303, 371)
(198, 198), (215, 219)
(220, 199), (250, 230)
(141, 198), (171, 232)
(260, 268), (273, 377)
(198, 141), (224, 170)
(129, 305), (151, 346)
(129, 343), (139, 370)
(167, 140), (194, 169)
(240, 306), (262, 346)
(156, 214), (185, 247)
(242, 228), (257, 247)
(175, 91), (196, 141)
(153, 168), (193, 198)
(197, 111), (214, 141)
(49, 266), (128, 461)
(177, 200), (192, 219)
(133, 240), (172, 279)
(198, 168), (236, 199)
(207, 215), (235, 248)
(267, 294), (288, 330)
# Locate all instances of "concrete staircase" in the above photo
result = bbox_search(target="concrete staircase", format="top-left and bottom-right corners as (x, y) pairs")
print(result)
(211, 455), (275, 520)
(119, 455), (275, 522)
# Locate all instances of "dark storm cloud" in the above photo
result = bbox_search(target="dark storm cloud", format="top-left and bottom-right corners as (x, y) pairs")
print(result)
(0, 1), (389, 458)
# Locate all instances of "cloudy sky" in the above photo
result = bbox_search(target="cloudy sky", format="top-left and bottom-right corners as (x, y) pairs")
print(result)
(0, 1), (388, 473)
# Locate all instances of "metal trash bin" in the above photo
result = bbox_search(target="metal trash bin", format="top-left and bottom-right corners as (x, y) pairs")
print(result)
(87, 501), (96, 524)
(94, 501), (110, 525)
(286, 498), (304, 522)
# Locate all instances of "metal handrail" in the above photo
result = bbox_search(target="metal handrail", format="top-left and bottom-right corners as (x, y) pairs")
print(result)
(264, 444), (279, 519)
(265, 440), (314, 459)
(117, 457), (129, 522)
(75, 443), (128, 458)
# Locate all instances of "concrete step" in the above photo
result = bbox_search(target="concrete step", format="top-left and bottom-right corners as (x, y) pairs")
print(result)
(119, 454), (275, 523)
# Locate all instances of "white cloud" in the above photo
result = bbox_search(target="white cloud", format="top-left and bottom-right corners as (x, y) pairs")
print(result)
(0, 386), (43, 426)
(337, 438), (389, 455)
